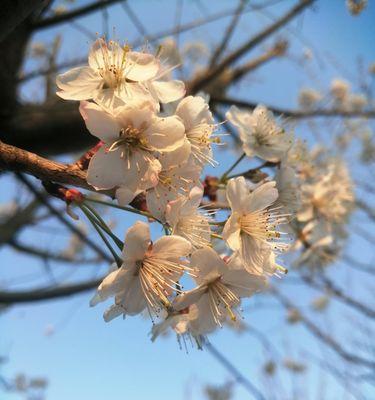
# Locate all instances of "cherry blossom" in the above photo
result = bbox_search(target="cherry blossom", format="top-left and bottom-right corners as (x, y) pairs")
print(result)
(226, 104), (293, 162)
(90, 221), (192, 319)
(57, 38), (160, 109)
(222, 177), (288, 273)
(173, 247), (266, 334)
(79, 99), (185, 203)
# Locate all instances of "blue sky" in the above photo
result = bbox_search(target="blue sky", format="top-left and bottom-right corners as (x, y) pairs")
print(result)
(1, 1), (375, 399)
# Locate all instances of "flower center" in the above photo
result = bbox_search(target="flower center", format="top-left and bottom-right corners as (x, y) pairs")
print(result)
(106, 124), (150, 154)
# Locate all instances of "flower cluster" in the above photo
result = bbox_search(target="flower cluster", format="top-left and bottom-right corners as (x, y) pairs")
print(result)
(56, 37), (352, 344)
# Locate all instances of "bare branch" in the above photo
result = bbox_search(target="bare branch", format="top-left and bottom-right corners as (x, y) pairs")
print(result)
(0, 278), (103, 304)
(208, 0), (248, 68)
(210, 97), (375, 119)
(9, 239), (102, 265)
(32, 0), (124, 30)
(188, 0), (315, 94)
(271, 286), (375, 370)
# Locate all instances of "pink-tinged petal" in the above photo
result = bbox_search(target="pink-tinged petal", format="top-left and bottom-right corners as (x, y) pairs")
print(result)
(226, 177), (251, 213)
(222, 213), (241, 252)
(126, 52), (160, 81)
(222, 269), (267, 298)
(173, 284), (207, 311)
(123, 221), (150, 261)
(247, 181), (278, 213)
(56, 66), (101, 100)
(87, 147), (128, 190)
(151, 80), (185, 103)
(191, 247), (225, 284)
(146, 116), (186, 151)
(152, 235), (191, 258)
(79, 101), (120, 142)
(176, 95), (214, 131)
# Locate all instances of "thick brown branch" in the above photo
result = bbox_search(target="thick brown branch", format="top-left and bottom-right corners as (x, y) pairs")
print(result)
(0, 140), (93, 190)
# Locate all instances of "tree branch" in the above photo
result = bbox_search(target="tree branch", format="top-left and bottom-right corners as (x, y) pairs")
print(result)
(188, 0), (315, 94)
(32, 0), (123, 30)
(0, 140), (93, 191)
(210, 97), (375, 119)
(0, 278), (103, 304)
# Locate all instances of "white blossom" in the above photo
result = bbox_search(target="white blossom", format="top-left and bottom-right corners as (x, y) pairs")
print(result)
(173, 247), (266, 334)
(176, 95), (217, 166)
(330, 78), (350, 102)
(275, 164), (301, 215)
(57, 38), (161, 109)
(90, 221), (192, 319)
(146, 144), (202, 220)
(226, 104), (293, 162)
(222, 177), (288, 273)
(79, 100), (185, 203)
(165, 186), (211, 249)
(297, 159), (354, 223)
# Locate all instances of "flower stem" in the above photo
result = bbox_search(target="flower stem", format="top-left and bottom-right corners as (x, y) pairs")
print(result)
(82, 202), (124, 250)
(79, 204), (122, 267)
(220, 152), (246, 183)
(85, 197), (163, 225)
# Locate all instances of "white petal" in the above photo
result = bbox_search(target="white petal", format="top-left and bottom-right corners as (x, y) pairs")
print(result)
(123, 221), (150, 261)
(152, 235), (191, 258)
(151, 80), (186, 103)
(146, 116), (185, 152)
(222, 269), (267, 297)
(190, 295), (220, 334)
(79, 101), (120, 142)
(191, 247), (226, 284)
(158, 139), (191, 168)
(92, 268), (127, 304)
(226, 177), (251, 213)
(222, 214), (241, 251)
(87, 147), (128, 190)
(103, 304), (125, 322)
(115, 274), (146, 315)
(247, 181), (278, 212)
(126, 52), (160, 81)
(176, 95), (214, 131)
(56, 66), (100, 100)
(115, 186), (141, 206)
(226, 105), (253, 130)
(173, 284), (207, 311)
